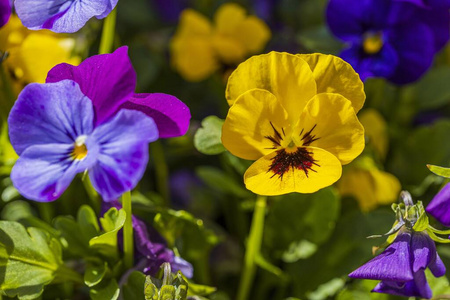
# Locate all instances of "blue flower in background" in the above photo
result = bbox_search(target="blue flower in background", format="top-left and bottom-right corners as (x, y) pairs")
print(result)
(14, 0), (118, 33)
(326, 0), (449, 84)
(349, 230), (446, 299)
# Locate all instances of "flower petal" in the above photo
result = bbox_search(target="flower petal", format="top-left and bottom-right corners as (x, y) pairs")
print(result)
(411, 232), (436, 273)
(429, 250), (446, 277)
(226, 52), (317, 123)
(11, 144), (89, 202)
(295, 93), (365, 165)
(297, 54), (365, 113)
(349, 232), (414, 281)
(359, 108), (388, 160)
(373, 270), (432, 299)
(88, 109), (159, 201)
(47, 46), (136, 125)
(214, 3), (246, 34)
(426, 183), (450, 227)
(0, 0), (11, 27)
(15, 0), (111, 33)
(8, 80), (94, 155)
(244, 147), (342, 195)
(222, 89), (290, 160)
(120, 93), (190, 139)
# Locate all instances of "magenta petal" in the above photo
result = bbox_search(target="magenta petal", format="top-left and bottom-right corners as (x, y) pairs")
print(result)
(426, 183), (450, 227)
(120, 93), (191, 138)
(46, 46), (136, 125)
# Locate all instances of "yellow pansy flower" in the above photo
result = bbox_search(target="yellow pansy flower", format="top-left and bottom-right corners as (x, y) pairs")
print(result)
(170, 3), (271, 82)
(0, 15), (80, 87)
(359, 108), (388, 160)
(222, 52), (365, 195)
(337, 156), (401, 211)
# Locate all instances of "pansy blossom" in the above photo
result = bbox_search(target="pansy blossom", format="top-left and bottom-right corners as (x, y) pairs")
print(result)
(0, 0), (11, 28)
(222, 52), (365, 195)
(9, 47), (190, 202)
(15, 0), (118, 33)
(326, 0), (449, 84)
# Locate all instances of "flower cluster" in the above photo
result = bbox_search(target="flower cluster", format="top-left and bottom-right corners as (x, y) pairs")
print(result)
(9, 46), (190, 202)
(222, 52), (365, 195)
(170, 3), (271, 81)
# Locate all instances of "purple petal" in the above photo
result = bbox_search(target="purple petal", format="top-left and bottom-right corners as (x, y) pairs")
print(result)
(349, 232), (414, 281)
(171, 256), (194, 278)
(119, 93), (191, 139)
(373, 270), (432, 299)
(426, 183), (450, 227)
(88, 109), (158, 201)
(420, 8), (450, 52)
(47, 47), (136, 126)
(429, 250), (446, 277)
(0, 0), (11, 27)
(8, 80), (94, 156)
(411, 232), (436, 273)
(97, 0), (118, 19)
(15, 0), (114, 33)
(11, 144), (95, 202)
(385, 21), (435, 84)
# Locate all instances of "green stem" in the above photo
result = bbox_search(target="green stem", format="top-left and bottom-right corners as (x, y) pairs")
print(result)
(0, 63), (15, 121)
(236, 195), (267, 300)
(55, 265), (84, 284)
(82, 176), (100, 215)
(38, 203), (54, 224)
(122, 191), (134, 270)
(150, 141), (170, 205)
(98, 8), (117, 54)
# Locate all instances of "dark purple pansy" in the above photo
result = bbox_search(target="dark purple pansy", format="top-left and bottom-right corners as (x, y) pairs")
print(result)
(349, 230), (446, 299)
(426, 183), (450, 226)
(9, 46), (190, 202)
(0, 0), (11, 28)
(47, 46), (190, 138)
(326, 0), (449, 84)
(107, 202), (193, 277)
(151, 0), (189, 23)
(395, 0), (450, 8)
(15, 0), (118, 33)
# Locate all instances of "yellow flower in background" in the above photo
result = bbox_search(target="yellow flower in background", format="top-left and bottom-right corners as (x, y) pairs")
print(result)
(222, 52), (365, 195)
(359, 108), (388, 160)
(170, 3), (271, 82)
(337, 156), (401, 211)
(0, 15), (80, 87)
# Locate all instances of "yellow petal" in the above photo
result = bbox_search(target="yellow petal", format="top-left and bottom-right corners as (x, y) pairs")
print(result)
(222, 89), (290, 160)
(297, 53), (365, 113)
(175, 9), (212, 37)
(170, 36), (218, 82)
(212, 35), (246, 64)
(359, 108), (388, 160)
(295, 93), (365, 165)
(19, 34), (80, 83)
(372, 170), (401, 205)
(244, 147), (342, 195)
(233, 16), (271, 53)
(226, 52), (317, 124)
(214, 3), (246, 35)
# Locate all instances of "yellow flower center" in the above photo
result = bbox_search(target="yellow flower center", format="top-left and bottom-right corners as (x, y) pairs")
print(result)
(71, 135), (88, 160)
(363, 33), (383, 55)
(265, 122), (320, 179)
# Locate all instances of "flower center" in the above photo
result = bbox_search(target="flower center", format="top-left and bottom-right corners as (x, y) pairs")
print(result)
(363, 33), (383, 55)
(72, 135), (88, 160)
(265, 122), (320, 179)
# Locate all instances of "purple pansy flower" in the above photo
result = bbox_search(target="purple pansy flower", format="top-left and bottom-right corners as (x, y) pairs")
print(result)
(9, 46), (190, 202)
(395, 0), (450, 8)
(15, 0), (118, 33)
(426, 183), (450, 226)
(349, 230), (446, 299)
(326, 0), (449, 84)
(0, 0), (11, 28)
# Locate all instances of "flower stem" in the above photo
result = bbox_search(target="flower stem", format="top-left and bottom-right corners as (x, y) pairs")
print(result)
(122, 190), (134, 270)
(236, 195), (267, 300)
(99, 8), (117, 54)
(82, 175), (100, 215)
(150, 140), (170, 205)
(55, 265), (84, 284)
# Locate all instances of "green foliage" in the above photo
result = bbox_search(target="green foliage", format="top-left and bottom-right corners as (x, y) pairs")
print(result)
(90, 278), (120, 300)
(196, 166), (250, 198)
(0, 221), (63, 299)
(427, 164), (450, 178)
(194, 116), (226, 155)
(123, 271), (147, 300)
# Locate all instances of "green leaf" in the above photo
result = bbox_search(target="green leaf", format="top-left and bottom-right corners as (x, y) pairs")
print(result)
(77, 205), (100, 240)
(427, 229), (450, 244)
(427, 164), (450, 178)
(412, 201), (429, 232)
(196, 166), (250, 197)
(282, 239), (318, 263)
(89, 208), (126, 259)
(186, 281), (216, 297)
(90, 278), (120, 300)
(307, 278), (345, 300)
(194, 116), (226, 155)
(54, 216), (90, 258)
(84, 263), (107, 287)
(425, 268), (450, 296)
(123, 271), (146, 300)
(0, 221), (63, 299)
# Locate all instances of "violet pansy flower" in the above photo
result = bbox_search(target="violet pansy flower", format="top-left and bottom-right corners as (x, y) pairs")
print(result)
(9, 46), (190, 202)
(395, 0), (450, 8)
(326, 0), (449, 84)
(426, 183), (450, 226)
(349, 230), (446, 299)
(15, 0), (118, 33)
(0, 0), (11, 28)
